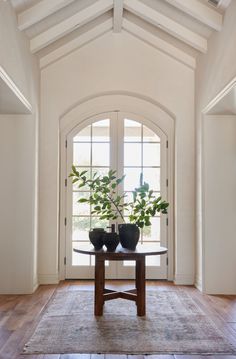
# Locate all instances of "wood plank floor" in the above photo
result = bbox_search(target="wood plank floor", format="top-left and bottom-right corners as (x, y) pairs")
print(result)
(0, 280), (236, 359)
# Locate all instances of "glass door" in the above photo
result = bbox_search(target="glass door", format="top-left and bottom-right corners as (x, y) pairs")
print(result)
(116, 113), (168, 279)
(65, 112), (168, 279)
(65, 114), (117, 278)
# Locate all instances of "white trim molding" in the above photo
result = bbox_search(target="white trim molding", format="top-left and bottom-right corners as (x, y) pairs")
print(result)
(195, 275), (203, 291)
(59, 92), (175, 282)
(202, 75), (236, 114)
(175, 273), (194, 285)
(38, 274), (60, 285)
(0, 65), (32, 113)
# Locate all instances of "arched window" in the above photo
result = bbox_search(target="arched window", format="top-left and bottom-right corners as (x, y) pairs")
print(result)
(65, 112), (168, 279)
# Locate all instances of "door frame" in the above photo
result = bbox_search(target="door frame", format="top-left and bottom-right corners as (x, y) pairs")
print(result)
(59, 93), (175, 281)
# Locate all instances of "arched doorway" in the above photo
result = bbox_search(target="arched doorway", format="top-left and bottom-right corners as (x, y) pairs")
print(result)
(64, 111), (168, 279)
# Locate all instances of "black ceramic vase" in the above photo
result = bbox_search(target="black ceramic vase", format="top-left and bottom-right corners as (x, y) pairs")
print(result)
(118, 223), (140, 250)
(89, 228), (105, 250)
(103, 232), (119, 252)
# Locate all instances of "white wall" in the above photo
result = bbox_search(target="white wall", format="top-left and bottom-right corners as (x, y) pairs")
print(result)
(196, 1), (236, 292)
(39, 31), (195, 284)
(0, 2), (34, 103)
(0, 2), (39, 294)
(203, 116), (236, 294)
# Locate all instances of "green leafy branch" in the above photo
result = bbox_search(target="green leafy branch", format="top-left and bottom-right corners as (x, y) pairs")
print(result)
(69, 167), (169, 229)
(69, 167), (128, 222)
(127, 177), (169, 229)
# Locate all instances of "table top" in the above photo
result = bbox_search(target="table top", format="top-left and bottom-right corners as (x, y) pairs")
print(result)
(73, 243), (167, 259)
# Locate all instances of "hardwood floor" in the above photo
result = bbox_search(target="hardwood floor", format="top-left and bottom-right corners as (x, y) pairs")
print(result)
(0, 280), (236, 359)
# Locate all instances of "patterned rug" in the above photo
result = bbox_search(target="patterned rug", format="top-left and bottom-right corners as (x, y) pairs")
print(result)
(23, 290), (236, 355)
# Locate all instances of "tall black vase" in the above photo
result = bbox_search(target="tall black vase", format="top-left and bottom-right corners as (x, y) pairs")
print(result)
(118, 223), (140, 250)
(89, 228), (105, 250)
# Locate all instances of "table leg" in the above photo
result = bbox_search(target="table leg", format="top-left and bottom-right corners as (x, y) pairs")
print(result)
(95, 256), (105, 316)
(136, 257), (146, 316)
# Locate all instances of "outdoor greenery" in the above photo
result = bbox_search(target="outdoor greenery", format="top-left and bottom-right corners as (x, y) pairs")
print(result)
(69, 166), (169, 229)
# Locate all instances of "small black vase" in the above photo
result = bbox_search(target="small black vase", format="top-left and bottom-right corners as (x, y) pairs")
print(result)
(103, 232), (119, 252)
(89, 228), (105, 250)
(118, 223), (140, 250)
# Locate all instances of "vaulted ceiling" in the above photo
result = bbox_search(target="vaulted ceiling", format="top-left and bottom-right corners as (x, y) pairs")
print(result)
(11, 0), (231, 69)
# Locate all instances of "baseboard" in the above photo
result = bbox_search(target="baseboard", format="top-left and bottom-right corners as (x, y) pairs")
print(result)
(32, 282), (39, 293)
(38, 273), (60, 285)
(0, 284), (37, 295)
(174, 273), (194, 285)
(195, 275), (203, 292)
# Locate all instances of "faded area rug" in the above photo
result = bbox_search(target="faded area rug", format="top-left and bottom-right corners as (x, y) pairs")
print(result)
(23, 290), (236, 355)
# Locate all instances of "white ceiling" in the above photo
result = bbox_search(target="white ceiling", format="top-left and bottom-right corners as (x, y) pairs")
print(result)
(10, 0), (231, 69)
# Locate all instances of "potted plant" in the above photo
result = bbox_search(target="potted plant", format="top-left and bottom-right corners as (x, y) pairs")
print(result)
(69, 167), (128, 251)
(69, 167), (169, 250)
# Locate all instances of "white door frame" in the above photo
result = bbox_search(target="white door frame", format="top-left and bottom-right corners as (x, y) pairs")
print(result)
(198, 75), (236, 293)
(59, 93), (175, 281)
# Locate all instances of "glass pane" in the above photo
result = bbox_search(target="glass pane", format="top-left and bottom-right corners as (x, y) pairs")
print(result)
(124, 167), (142, 191)
(124, 119), (141, 142)
(73, 143), (91, 166)
(146, 256), (160, 266)
(124, 143), (142, 166)
(72, 216), (90, 241)
(143, 143), (160, 166)
(92, 143), (109, 166)
(74, 125), (91, 142)
(143, 126), (160, 142)
(92, 119), (110, 142)
(91, 217), (109, 230)
(73, 192), (90, 216)
(91, 167), (109, 179)
(143, 168), (160, 191)
(73, 242), (90, 266)
(143, 217), (160, 241)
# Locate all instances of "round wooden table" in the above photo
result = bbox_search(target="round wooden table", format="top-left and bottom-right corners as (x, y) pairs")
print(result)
(73, 243), (167, 316)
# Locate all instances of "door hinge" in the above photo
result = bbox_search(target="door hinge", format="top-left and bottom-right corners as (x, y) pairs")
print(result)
(65, 178), (67, 187)
(64, 256), (66, 265)
(166, 218), (168, 226)
(65, 140), (67, 148)
(166, 179), (168, 187)
(166, 140), (168, 148)
(166, 257), (168, 266)
(64, 217), (67, 226)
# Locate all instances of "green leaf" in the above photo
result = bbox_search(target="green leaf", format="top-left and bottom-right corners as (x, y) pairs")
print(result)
(78, 198), (88, 203)
(148, 190), (153, 198)
(80, 170), (88, 176)
(143, 182), (149, 191)
(139, 173), (143, 186)
(144, 218), (151, 226)
(72, 165), (77, 173)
